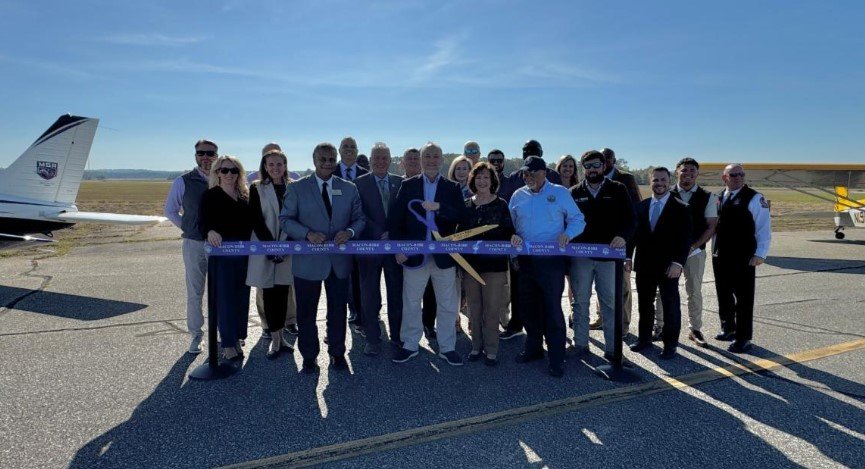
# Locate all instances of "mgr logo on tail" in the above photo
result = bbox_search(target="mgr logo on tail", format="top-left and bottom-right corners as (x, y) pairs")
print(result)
(36, 161), (58, 180)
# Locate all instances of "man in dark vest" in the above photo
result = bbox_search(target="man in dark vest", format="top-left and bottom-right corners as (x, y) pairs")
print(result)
(654, 157), (718, 347)
(163, 139), (218, 354)
(713, 163), (771, 353)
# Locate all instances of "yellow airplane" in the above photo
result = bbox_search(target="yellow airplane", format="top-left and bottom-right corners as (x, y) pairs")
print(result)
(701, 163), (865, 239)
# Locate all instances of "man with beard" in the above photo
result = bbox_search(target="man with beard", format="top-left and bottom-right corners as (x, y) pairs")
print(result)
(568, 150), (635, 360)
(629, 167), (691, 359)
(163, 139), (218, 354)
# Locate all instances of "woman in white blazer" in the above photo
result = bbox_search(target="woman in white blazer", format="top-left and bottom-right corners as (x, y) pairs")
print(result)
(247, 149), (296, 359)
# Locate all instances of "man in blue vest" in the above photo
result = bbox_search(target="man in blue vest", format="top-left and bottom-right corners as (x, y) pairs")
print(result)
(163, 139), (218, 354)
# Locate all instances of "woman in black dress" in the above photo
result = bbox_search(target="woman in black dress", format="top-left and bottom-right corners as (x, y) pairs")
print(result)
(201, 155), (253, 362)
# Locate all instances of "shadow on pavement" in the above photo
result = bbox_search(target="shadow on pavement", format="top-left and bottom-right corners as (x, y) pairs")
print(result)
(765, 256), (865, 274)
(0, 286), (147, 320)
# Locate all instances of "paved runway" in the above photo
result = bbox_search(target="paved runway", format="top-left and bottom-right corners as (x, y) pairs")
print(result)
(1, 227), (864, 468)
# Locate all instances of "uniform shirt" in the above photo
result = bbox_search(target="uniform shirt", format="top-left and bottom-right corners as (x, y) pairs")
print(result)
(509, 180), (585, 243)
(718, 188), (771, 259)
(677, 184), (718, 219)
(163, 167), (209, 228)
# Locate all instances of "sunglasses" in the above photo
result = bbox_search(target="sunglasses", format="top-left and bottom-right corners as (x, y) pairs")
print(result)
(218, 167), (239, 175)
(728, 172), (745, 177)
(583, 161), (604, 169)
(464, 149), (480, 155)
(488, 158), (504, 164)
(196, 150), (217, 157)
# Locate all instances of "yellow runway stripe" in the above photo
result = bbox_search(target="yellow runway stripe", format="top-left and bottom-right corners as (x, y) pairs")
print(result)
(222, 338), (865, 469)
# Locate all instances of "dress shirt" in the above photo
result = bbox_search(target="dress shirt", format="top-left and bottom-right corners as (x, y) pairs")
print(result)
(422, 173), (441, 240)
(163, 168), (209, 228)
(587, 179), (605, 198)
(340, 162), (360, 180)
(509, 180), (585, 243)
(314, 174), (354, 237)
(677, 184), (719, 218)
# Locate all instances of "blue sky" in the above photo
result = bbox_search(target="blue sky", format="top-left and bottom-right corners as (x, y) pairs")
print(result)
(1, 1), (863, 171)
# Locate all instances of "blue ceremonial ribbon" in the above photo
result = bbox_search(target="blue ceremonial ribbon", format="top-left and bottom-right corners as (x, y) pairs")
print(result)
(205, 240), (626, 260)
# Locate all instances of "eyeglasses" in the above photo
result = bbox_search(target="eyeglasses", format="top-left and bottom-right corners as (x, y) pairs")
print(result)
(488, 158), (504, 164)
(583, 161), (604, 169)
(464, 149), (480, 155)
(196, 150), (217, 157)
(728, 172), (745, 178)
(218, 167), (239, 175)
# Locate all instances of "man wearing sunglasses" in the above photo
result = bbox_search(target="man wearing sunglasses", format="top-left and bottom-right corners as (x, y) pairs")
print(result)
(712, 164), (771, 353)
(163, 139), (218, 354)
(463, 141), (481, 166)
(567, 150), (635, 360)
(280, 142), (366, 373)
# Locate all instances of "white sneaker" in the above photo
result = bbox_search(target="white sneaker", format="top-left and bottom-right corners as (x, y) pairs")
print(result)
(188, 334), (203, 354)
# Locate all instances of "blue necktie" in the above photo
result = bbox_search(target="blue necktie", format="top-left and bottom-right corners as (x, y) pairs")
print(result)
(650, 200), (661, 231)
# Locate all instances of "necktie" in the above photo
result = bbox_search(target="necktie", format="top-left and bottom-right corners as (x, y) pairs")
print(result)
(650, 200), (662, 231)
(322, 181), (332, 218)
(346, 167), (353, 180)
(378, 179), (389, 216)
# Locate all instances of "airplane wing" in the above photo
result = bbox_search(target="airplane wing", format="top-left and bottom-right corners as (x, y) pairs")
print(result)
(52, 212), (167, 225)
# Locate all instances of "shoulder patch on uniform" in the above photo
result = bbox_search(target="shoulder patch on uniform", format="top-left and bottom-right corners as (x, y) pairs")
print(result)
(759, 196), (769, 209)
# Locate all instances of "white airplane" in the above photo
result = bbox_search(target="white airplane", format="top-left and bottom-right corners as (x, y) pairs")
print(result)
(0, 114), (166, 246)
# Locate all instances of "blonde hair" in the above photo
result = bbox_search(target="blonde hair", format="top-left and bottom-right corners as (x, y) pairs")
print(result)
(447, 155), (472, 183)
(209, 155), (249, 199)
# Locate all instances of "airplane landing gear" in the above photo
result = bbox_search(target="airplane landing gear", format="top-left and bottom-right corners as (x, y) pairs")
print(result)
(834, 227), (845, 239)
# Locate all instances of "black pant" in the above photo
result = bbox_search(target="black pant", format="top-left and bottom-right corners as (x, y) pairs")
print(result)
(293, 270), (349, 361)
(348, 259), (364, 322)
(207, 256), (249, 349)
(713, 255), (755, 341)
(422, 280), (436, 330)
(636, 271), (681, 349)
(506, 259), (523, 331)
(262, 284), (290, 336)
(517, 256), (567, 367)
(358, 254), (404, 344)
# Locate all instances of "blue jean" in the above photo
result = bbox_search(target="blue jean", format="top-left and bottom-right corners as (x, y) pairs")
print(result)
(569, 258), (616, 355)
(207, 255), (250, 349)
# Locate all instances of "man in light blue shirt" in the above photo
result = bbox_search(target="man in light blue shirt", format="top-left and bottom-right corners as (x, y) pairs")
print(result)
(509, 156), (585, 377)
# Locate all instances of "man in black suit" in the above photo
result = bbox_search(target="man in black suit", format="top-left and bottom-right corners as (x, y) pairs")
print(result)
(335, 136), (369, 331)
(355, 142), (403, 356)
(592, 147), (643, 334)
(628, 167), (691, 359)
(388, 141), (469, 366)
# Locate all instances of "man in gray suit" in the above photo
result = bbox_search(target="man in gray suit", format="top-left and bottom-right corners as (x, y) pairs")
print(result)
(355, 142), (403, 356)
(280, 142), (366, 373)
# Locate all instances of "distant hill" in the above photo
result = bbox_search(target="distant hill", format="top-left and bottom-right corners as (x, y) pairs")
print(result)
(84, 169), (185, 180)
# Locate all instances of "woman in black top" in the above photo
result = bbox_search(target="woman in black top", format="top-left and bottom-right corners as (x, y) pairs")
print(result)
(556, 154), (579, 189)
(200, 155), (253, 362)
(247, 149), (296, 359)
(458, 162), (514, 366)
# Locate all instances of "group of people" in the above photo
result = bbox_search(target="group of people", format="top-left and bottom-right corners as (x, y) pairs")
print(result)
(164, 137), (771, 377)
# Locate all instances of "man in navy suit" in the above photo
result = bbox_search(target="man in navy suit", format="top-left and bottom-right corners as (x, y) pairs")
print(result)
(335, 136), (369, 331)
(388, 141), (469, 366)
(628, 167), (691, 359)
(355, 142), (404, 356)
(280, 142), (366, 373)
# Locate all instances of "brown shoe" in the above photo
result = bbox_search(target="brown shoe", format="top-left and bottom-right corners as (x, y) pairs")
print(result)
(589, 317), (603, 330)
(689, 330), (708, 347)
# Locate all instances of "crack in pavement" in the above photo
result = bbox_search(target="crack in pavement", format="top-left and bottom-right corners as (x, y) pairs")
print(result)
(0, 259), (54, 319)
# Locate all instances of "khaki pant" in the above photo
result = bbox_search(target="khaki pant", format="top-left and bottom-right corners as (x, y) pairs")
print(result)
(255, 285), (297, 331)
(655, 250), (706, 331)
(463, 271), (508, 358)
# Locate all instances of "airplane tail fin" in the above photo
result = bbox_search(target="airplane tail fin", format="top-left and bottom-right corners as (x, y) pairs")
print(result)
(0, 114), (99, 205)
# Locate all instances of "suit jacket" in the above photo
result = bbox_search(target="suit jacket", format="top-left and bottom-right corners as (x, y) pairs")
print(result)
(610, 168), (643, 206)
(279, 175), (366, 281)
(388, 174), (469, 269)
(334, 164), (369, 181)
(356, 172), (402, 240)
(629, 195), (691, 275)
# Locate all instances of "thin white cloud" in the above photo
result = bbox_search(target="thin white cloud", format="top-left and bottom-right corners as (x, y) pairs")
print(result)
(108, 58), (258, 77)
(518, 62), (623, 85)
(102, 33), (208, 47)
(0, 54), (98, 80)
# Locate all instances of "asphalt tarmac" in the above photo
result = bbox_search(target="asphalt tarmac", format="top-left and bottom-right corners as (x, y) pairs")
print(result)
(1, 227), (864, 468)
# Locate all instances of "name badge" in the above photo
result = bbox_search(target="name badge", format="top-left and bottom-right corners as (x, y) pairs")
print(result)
(332, 189), (343, 196)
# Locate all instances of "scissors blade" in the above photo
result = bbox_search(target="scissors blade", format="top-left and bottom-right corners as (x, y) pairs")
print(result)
(432, 231), (486, 286)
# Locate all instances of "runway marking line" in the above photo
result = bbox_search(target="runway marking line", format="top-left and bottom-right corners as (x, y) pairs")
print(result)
(221, 338), (865, 469)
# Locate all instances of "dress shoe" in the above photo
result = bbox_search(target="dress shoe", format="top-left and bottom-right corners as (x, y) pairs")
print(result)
(515, 350), (545, 364)
(423, 326), (437, 341)
(588, 317), (603, 330)
(630, 341), (652, 353)
(728, 340), (752, 354)
(660, 347), (677, 360)
(466, 351), (483, 362)
(484, 356), (498, 367)
(301, 360), (319, 374)
(715, 331), (736, 342)
(285, 324), (299, 336)
(363, 342), (382, 356)
(651, 325), (663, 342)
(266, 346), (282, 360)
(280, 337), (294, 353)
(330, 355), (348, 370)
(688, 330), (708, 347)
(548, 363), (565, 378)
